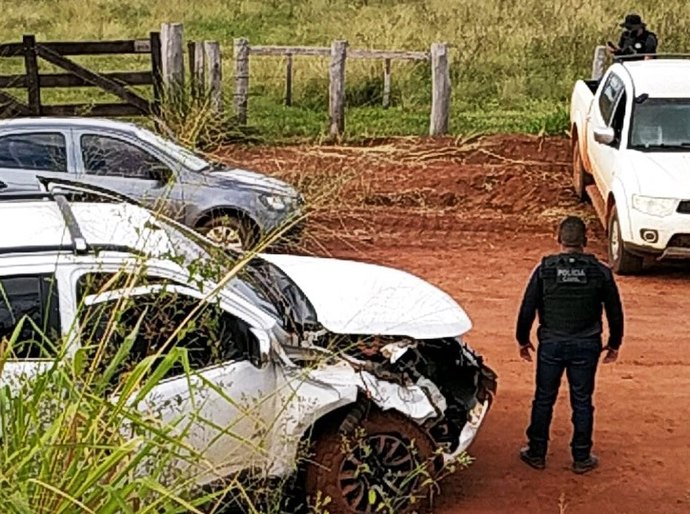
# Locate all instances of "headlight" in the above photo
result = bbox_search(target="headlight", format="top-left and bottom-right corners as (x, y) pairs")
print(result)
(631, 195), (678, 217)
(260, 194), (290, 210)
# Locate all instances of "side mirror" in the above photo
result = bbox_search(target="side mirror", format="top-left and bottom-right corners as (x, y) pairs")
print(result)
(152, 166), (174, 185)
(0, 180), (7, 190)
(593, 126), (615, 145)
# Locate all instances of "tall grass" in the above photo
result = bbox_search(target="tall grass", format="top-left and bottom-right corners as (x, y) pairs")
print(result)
(1, 0), (687, 138)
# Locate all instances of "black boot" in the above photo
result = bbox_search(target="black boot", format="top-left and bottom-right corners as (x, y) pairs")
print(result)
(572, 454), (599, 474)
(519, 446), (546, 470)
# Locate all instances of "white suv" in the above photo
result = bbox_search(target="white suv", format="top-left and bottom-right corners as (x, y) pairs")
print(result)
(0, 187), (496, 513)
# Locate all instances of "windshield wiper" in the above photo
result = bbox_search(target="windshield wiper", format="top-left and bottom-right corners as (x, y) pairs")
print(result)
(633, 143), (690, 151)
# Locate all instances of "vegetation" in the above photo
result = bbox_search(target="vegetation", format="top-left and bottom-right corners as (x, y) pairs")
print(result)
(1, 0), (688, 140)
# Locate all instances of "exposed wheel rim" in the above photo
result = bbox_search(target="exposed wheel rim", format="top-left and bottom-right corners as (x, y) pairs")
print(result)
(206, 225), (243, 251)
(338, 433), (418, 513)
(610, 216), (621, 262)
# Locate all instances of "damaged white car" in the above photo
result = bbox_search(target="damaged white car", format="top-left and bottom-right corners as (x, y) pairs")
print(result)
(0, 188), (497, 513)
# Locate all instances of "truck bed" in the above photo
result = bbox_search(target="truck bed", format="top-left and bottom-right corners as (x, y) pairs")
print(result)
(570, 79), (598, 131)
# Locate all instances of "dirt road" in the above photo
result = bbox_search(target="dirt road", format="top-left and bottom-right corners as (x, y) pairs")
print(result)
(221, 135), (690, 513)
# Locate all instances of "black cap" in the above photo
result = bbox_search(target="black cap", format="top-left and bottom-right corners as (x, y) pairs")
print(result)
(620, 13), (646, 30)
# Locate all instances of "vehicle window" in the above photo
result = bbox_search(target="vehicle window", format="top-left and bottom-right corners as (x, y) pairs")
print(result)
(0, 133), (67, 172)
(0, 274), (61, 358)
(598, 74), (625, 126)
(136, 128), (209, 172)
(75, 271), (187, 302)
(81, 134), (171, 180)
(610, 91), (627, 147)
(80, 289), (256, 385)
(630, 99), (690, 149)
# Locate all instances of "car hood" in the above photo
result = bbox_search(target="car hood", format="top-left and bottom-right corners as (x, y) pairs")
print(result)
(626, 151), (690, 197)
(259, 254), (472, 339)
(204, 167), (298, 197)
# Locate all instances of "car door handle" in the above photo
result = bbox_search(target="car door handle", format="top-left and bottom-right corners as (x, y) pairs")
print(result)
(0, 180), (7, 190)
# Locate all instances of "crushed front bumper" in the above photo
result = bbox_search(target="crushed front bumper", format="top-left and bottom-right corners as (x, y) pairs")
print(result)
(443, 397), (492, 464)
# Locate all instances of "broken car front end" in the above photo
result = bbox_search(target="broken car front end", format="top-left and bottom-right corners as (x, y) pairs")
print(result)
(338, 334), (497, 460)
(284, 331), (497, 464)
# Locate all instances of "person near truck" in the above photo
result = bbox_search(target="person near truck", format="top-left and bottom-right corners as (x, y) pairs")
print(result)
(607, 13), (657, 59)
(515, 216), (624, 474)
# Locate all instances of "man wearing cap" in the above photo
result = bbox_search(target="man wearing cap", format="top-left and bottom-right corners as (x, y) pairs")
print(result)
(607, 13), (657, 59)
(515, 216), (624, 474)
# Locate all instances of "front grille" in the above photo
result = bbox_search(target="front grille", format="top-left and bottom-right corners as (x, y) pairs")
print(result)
(667, 234), (690, 248)
(677, 201), (690, 214)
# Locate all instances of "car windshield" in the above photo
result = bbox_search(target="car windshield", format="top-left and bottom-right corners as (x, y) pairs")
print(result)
(136, 128), (210, 171)
(629, 98), (690, 150)
(156, 218), (284, 324)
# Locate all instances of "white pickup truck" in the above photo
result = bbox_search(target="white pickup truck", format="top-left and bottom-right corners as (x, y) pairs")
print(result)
(570, 58), (690, 274)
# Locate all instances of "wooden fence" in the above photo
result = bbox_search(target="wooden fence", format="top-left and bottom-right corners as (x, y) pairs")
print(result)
(233, 38), (451, 138)
(0, 22), (615, 133)
(0, 24), (223, 119)
(0, 34), (163, 117)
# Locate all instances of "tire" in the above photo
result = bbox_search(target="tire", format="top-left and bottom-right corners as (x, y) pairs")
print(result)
(572, 135), (593, 202)
(608, 206), (643, 275)
(197, 215), (257, 251)
(305, 410), (437, 514)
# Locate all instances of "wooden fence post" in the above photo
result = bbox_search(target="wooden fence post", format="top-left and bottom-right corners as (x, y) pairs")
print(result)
(204, 41), (223, 115)
(160, 22), (185, 102)
(591, 45), (607, 80)
(329, 40), (347, 139)
(429, 42), (450, 136)
(233, 38), (249, 125)
(188, 42), (205, 101)
(382, 58), (392, 109)
(22, 35), (41, 115)
(149, 31), (163, 115)
(285, 53), (293, 106)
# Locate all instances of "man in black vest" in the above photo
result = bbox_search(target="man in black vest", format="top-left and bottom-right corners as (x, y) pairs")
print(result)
(607, 13), (658, 60)
(515, 216), (624, 474)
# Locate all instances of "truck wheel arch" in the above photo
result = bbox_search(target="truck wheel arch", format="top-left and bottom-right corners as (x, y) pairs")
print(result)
(607, 181), (634, 243)
(571, 126), (593, 175)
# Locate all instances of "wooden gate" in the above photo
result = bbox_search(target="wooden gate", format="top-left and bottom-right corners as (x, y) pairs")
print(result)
(0, 33), (163, 118)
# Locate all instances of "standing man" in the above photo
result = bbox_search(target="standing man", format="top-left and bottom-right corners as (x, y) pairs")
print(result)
(607, 13), (657, 59)
(516, 216), (624, 474)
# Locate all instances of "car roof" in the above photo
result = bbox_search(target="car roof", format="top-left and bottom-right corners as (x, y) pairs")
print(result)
(0, 117), (141, 134)
(0, 200), (175, 256)
(617, 59), (690, 98)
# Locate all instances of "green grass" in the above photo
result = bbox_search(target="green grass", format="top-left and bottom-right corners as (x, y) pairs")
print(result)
(0, 0), (687, 140)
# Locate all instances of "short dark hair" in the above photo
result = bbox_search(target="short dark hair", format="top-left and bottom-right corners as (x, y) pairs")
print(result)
(558, 216), (587, 247)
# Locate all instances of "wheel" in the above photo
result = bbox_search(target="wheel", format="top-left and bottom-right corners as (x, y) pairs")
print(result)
(572, 135), (593, 202)
(305, 410), (437, 514)
(197, 215), (257, 251)
(608, 207), (643, 275)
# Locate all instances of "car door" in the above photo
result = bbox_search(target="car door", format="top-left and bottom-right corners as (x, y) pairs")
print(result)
(73, 131), (186, 221)
(0, 272), (63, 394)
(587, 72), (626, 196)
(0, 131), (73, 191)
(76, 277), (278, 484)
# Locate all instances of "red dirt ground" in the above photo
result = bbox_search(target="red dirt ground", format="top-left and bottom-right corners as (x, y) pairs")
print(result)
(218, 135), (690, 513)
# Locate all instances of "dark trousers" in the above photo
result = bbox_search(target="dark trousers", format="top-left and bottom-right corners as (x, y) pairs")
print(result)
(526, 339), (601, 461)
